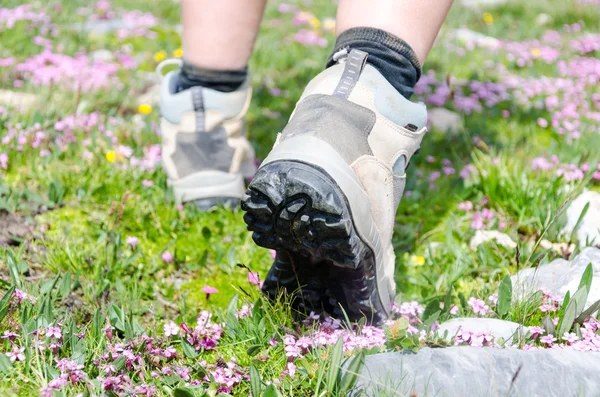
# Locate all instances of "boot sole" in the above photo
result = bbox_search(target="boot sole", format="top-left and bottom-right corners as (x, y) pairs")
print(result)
(241, 160), (387, 324)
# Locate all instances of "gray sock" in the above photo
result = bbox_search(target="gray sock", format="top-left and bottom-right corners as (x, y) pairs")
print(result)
(326, 27), (422, 100)
(177, 62), (248, 93)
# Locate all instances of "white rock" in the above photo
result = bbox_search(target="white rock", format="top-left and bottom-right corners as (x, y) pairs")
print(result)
(452, 28), (501, 49)
(428, 108), (463, 133)
(353, 347), (600, 397)
(436, 318), (523, 345)
(512, 247), (600, 309)
(562, 190), (600, 246)
(0, 90), (38, 112)
(469, 230), (517, 250)
(460, 0), (507, 8)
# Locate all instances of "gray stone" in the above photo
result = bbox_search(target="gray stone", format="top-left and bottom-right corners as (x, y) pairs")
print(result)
(512, 247), (600, 309)
(469, 230), (517, 250)
(452, 28), (500, 49)
(562, 191), (600, 246)
(350, 347), (600, 397)
(428, 108), (463, 133)
(460, 0), (507, 8)
(436, 318), (522, 345)
(0, 90), (38, 112)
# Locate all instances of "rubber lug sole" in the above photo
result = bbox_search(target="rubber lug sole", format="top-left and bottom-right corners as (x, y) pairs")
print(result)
(241, 160), (387, 325)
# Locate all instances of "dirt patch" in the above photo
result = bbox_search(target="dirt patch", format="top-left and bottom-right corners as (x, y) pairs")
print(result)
(0, 212), (32, 246)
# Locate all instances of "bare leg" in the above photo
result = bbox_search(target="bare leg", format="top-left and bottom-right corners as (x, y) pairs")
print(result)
(181, 0), (267, 70)
(335, 0), (454, 64)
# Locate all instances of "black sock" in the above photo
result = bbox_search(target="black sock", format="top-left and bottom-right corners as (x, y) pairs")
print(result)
(177, 61), (248, 93)
(326, 27), (421, 100)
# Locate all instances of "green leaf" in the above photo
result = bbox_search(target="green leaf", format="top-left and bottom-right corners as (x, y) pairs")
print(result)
(578, 264), (593, 295)
(424, 311), (440, 332)
(181, 337), (199, 359)
(442, 285), (453, 315)
(173, 387), (201, 397)
(575, 299), (600, 324)
(6, 251), (21, 288)
(326, 337), (344, 394)
(250, 364), (262, 397)
(570, 202), (590, 243)
(497, 275), (512, 316)
(0, 286), (15, 324)
(41, 274), (60, 295)
(557, 299), (577, 337)
(109, 305), (125, 331)
(339, 352), (365, 395)
(0, 354), (13, 375)
(458, 292), (468, 310)
(542, 316), (555, 337)
(560, 291), (571, 313)
(59, 273), (71, 299)
(572, 286), (589, 316)
(113, 355), (127, 371)
(423, 298), (440, 321)
(227, 294), (239, 315)
(263, 384), (277, 397)
(246, 345), (261, 357)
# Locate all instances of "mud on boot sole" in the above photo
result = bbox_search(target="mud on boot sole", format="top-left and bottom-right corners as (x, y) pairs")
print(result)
(241, 160), (387, 324)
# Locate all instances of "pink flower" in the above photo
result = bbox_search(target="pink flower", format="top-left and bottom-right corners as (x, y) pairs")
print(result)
(537, 118), (549, 128)
(528, 326), (545, 338)
(270, 249), (276, 259)
(202, 286), (218, 300)
(6, 345), (25, 362)
(286, 362), (296, 378)
(142, 179), (153, 187)
(0, 153), (8, 169)
(562, 332), (579, 343)
(539, 303), (557, 313)
(458, 201), (473, 211)
(540, 335), (557, 346)
(449, 305), (459, 315)
(161, 251), (173, 263)
(468, 297), (489, 316)
(487, 294), (498, 305)
(1, 331), (18, 342)
(125, 236), (139, 248)
(248, 272), (262, 287)
(163, 321), (179, 337)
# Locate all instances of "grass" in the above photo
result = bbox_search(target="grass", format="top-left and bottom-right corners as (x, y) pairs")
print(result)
(1, 0), (600, 395)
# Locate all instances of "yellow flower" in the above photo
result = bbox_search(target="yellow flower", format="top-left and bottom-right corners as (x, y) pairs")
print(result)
(410, 255), (426, 266)
(153, 50), (167, 63)
(309, 16), (321, 29)
(483, 12), (494, 25)
(173, 48), (183, 58)
(531, 47), (541, 58)
(106, 151), (116, 163)
(322, 18), (336, 32)
(138, 103), (153, 115)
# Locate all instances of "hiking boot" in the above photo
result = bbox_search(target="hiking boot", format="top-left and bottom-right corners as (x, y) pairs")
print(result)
(158, 61), (256, 210)
(241, 49), (427, 324)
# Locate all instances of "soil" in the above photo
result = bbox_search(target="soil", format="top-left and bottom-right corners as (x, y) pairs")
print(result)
(0, 211), (31, 246)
